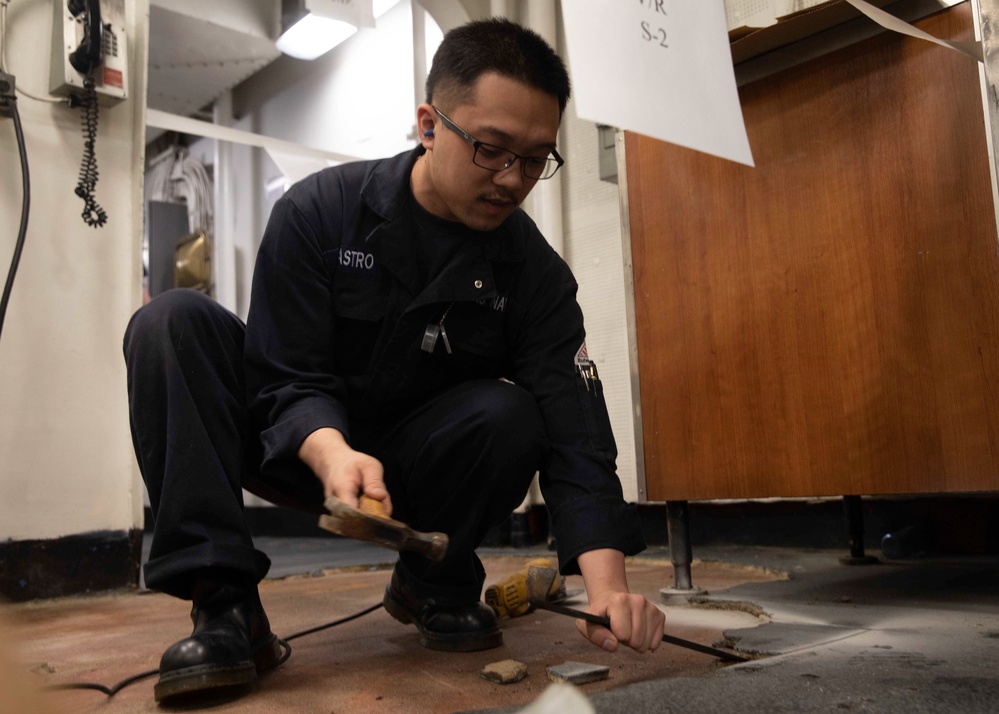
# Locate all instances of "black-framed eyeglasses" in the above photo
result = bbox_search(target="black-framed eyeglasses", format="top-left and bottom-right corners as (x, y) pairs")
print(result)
(432, 106), (564, 181)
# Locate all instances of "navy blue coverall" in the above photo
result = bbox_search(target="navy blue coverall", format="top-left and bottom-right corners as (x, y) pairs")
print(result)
(125, 146), (645, 604)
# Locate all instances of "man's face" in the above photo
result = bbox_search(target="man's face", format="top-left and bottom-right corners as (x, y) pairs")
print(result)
(412, 72), (562, 232)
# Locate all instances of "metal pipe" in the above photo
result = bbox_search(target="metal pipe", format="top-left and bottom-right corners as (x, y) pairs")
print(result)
(212, 90), (238, 314)
(522, 0), (564, 255)
(843, 495), (866, 559)
(841, 495), (878, 565)
(412, 0), (427, 108)
(666, 500), (694, 591)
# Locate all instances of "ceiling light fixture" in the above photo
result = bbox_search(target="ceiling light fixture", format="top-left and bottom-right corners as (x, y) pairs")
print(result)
(276, 0), (378, 60)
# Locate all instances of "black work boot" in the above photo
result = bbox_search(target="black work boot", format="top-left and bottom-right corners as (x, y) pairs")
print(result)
(383, 569), (502, 652)
(154, 581), (282, 703)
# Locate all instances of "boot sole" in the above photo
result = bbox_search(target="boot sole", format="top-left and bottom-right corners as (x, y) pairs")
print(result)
(383, 587), (503, 652)
(154, 634), (282, 702)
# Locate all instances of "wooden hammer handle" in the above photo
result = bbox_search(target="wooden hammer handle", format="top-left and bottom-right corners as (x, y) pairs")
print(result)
(319, 495), (449, 562)
(357, 495), (447, 558)
(358, 494), (390, 519)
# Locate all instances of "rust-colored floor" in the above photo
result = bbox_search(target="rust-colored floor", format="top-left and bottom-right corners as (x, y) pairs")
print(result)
(2, 553), (777, 713)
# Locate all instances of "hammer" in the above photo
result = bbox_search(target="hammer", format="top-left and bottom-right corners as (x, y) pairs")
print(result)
(526, 565), (749, 662)
(319, 495), (449, 562)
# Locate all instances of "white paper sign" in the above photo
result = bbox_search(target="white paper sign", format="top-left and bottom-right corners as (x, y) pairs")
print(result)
(561, 0), (754, 167)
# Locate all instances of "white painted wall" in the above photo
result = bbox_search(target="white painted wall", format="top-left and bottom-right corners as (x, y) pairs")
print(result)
(0, 0), (149, 540)
(555, 22), (640, 502)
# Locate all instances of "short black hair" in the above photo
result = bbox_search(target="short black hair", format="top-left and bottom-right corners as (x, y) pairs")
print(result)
(426, 18), (571, 117)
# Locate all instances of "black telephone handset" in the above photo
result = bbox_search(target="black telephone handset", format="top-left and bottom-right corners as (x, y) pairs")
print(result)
(68, 0), (104, 76)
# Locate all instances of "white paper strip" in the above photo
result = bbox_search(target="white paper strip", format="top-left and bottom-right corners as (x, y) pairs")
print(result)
(845, 0), (983, 62)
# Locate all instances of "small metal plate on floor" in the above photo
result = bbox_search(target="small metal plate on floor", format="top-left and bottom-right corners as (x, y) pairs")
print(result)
(546, 661), (610, 685)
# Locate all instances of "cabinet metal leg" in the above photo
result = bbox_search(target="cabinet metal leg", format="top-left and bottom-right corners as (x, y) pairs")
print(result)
(661, 500), (703, 599)
(840, 495), (879, 565)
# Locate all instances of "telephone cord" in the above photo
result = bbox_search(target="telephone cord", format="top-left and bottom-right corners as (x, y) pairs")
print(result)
(74, 74), (106, 228)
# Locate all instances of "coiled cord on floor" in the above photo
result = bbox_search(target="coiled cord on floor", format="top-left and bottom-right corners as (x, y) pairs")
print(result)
(45, 602), (385, 697)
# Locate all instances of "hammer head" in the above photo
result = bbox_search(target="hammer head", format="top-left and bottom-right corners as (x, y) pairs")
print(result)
(318, 495), (449, 562)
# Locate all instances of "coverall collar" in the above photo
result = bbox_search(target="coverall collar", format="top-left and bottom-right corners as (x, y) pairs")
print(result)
(358, 146), (527, 302)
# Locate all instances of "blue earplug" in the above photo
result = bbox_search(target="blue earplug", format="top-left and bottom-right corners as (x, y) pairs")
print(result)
(423, 129), (435, 137)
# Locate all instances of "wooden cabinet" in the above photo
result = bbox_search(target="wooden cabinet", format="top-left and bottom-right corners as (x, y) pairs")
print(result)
(625, 5), (999, 502)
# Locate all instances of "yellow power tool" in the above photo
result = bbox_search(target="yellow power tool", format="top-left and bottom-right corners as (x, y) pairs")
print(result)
(485, 558), (565, 618)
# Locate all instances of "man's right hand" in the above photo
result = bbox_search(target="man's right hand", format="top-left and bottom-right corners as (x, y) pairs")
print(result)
(298, 427), (391, 513)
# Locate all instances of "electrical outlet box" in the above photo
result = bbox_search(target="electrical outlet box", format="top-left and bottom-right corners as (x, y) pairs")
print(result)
(49, 0), (128, 102)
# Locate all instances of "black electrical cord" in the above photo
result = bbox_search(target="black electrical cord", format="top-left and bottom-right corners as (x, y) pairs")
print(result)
(284, 600), (383, 642)
(45, 601), (384, 698)
(46, 665), (160, 697)
(0, 91), (29, 345)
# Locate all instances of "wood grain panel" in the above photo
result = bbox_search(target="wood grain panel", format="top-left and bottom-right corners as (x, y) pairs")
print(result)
(628, 6), (999, 501)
